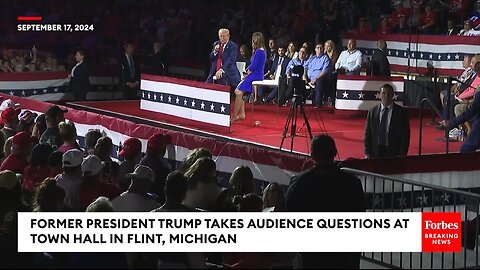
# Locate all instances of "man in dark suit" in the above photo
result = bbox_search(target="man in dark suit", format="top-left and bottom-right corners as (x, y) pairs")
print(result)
(206, 28), (241, 88)
(144, 41), (166, 75)
(367, 40), (391, 77)
(286, 134), (366, 269)
(364, 84), (410, 158)
(69, 49), (90, 101)
(263, 45), (290, 103)
(119, 42), (140, 100)
(446, 20), (459, 36)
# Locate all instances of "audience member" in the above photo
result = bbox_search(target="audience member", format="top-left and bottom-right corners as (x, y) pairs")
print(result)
(178, 147), (213, 173)
(144, 41), (166, 75)
(139, 133), (171, 202)
(112, 165), (160, 211)
(32, 114), (47, 139)
(286, 42), (298, 60)
(286, 134), (366, 269)
(229, 165), (255, 196)
(262, 182), (286, 212)
(364, 84), (410, 158)
(58, 121), (81, 153)
(83, 129), (103, 156)
(40, 105), (68, 149)
(237, 44), (251, 68)
(184, 157), (221, 211)
(335, 39), (363, 75)
(304, 43), (332, 108)
(56, 149), (84, 211)
(69, 48), (90, 101)
(445, 19), (459, 35)
(48, 151), (64, 177)
(1, 108), (18, 139)
(22, 144), (54, 204)
(263, 45), (291, 104)
(118, 138), (143, 190)
(32, 178), (66, 212)
(17, 110), (37, 135)
(78, 155), (120, 210)
(1, 132), (35, 173)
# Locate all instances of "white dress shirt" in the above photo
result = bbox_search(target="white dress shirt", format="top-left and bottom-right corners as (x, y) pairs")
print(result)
(335, 49), (363, 74)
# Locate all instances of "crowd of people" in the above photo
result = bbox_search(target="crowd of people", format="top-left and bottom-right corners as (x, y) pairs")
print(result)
(0, 95), (368, 268)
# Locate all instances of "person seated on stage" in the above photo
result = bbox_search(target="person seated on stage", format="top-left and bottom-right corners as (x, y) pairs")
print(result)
(367, 40), (391, 77)
(237, 44), (251, 68)
(451, 61), (480, 135)
(231, 32), (266, 122)
(304, 43), (331, 108)
(445, 19), (459, 35)
(286, 42), (298, 60)
(364, 84), (410, 159)
(263, 45), (291, 104)
(335, 39), (362, 75)
(438, 54), (476, 127)
(281, 47), (309, 106)
(459, 20), (474, 36)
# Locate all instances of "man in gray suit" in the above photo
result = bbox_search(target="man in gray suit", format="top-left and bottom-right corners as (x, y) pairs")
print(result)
(364, 84), (410, 158)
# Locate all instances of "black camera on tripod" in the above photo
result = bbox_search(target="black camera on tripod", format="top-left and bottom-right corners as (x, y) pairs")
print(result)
(289, 65), (307, 104)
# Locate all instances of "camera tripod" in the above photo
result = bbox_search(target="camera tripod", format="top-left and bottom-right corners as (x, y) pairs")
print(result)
(279, 95), (313, 152)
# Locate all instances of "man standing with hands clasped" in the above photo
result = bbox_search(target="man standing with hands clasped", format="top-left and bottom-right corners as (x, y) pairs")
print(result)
(364, 84), (410, 159)
(206, 28), (241, 89)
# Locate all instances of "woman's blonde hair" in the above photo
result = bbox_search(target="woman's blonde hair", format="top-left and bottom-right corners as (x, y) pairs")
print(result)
(251, 32), (265, 52)
(324, 40), (336, 53)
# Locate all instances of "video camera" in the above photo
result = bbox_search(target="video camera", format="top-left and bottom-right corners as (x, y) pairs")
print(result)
(289, 65), (307, 103)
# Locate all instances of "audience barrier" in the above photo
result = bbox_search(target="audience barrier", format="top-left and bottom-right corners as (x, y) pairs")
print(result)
(140, 74), (231, 132)
(335, 75), (404, 111)
(342, 33), (480, 77)
(342, 167), (480, 269)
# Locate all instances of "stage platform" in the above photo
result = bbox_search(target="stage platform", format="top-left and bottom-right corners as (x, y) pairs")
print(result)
(70, 100), (460, 159)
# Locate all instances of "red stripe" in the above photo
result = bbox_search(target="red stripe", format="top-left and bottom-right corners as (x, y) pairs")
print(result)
(343, 33), (480, 45)
(337, 75), (404, 82)
(0, 71), (68, 81)
(17, 16), (42, 21)
(141, 74), (230, 92)
(140, 108), (229, 133)
(390, 64), (463, 77)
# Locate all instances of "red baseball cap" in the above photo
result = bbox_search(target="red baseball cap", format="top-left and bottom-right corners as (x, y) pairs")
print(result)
(12, 131), (36, 149)
(1, 107), (16, 121)
(147, 133), (170, 152)
(119, 138), (142, 157)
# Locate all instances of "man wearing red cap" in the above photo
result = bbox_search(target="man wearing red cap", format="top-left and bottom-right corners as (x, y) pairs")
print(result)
(118, 138), (143, 191)
(0, 132), (36, 173)
(1, 107), (18, 139)
(139, 133), (171, 203)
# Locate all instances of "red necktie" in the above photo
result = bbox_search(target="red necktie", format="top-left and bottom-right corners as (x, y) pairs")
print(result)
(216, 43), (224, 71)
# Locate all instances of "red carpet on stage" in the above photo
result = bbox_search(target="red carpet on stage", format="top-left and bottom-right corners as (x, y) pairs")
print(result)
(76, 100), (460, 159)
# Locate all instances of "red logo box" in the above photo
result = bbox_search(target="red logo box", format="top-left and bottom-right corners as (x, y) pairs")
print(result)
(422, 212), (461, 252)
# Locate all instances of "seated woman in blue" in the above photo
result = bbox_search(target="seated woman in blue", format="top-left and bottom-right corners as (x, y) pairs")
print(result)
(231, 32), (266, 122)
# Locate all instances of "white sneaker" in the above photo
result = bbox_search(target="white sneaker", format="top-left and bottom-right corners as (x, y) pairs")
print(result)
(449, 128), (460, 138)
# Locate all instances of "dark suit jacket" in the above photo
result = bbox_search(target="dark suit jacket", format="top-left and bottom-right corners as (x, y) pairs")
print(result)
(364, 103), (410, 158)
(367, 49), (391, 76)
(286, 163), (366, 269)
(69, 62), (90, 100)
(206, 40), (241, 87)
(446, 28), (459, 36)
(119, 54), (140, 85)
(269, 55), (291, 79)
(145, 51), (165, 75)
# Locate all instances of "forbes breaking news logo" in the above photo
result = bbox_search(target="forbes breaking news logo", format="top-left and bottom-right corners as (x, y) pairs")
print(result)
(422, 212), (462, 252)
